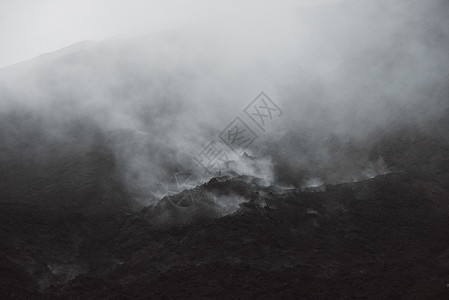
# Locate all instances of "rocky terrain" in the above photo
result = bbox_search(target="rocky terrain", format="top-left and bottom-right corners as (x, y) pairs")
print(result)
(1, 131), (449, 299)
(1, 172), (449, 299)
(1, 0), (449, 298)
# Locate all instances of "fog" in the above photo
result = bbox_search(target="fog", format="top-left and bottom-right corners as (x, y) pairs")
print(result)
(0, 0), (339, 68)
(0, 0), (448, 211)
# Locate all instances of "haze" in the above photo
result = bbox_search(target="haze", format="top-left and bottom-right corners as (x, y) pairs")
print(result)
(0, 0), (448, 209)
(0, 0), (342, 68)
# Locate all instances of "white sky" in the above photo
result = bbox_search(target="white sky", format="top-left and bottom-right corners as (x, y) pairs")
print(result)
(0, 0), (343, 68)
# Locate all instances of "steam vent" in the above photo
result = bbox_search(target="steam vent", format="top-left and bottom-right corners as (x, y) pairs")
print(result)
(1, 0), (449, 298)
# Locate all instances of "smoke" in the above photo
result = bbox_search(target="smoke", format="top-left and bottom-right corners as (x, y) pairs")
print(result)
(204, 192), (247, 217)
(0, 0), (448, 211)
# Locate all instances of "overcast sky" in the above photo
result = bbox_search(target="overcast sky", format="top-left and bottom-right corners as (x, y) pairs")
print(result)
(0, 0), (343, 68)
